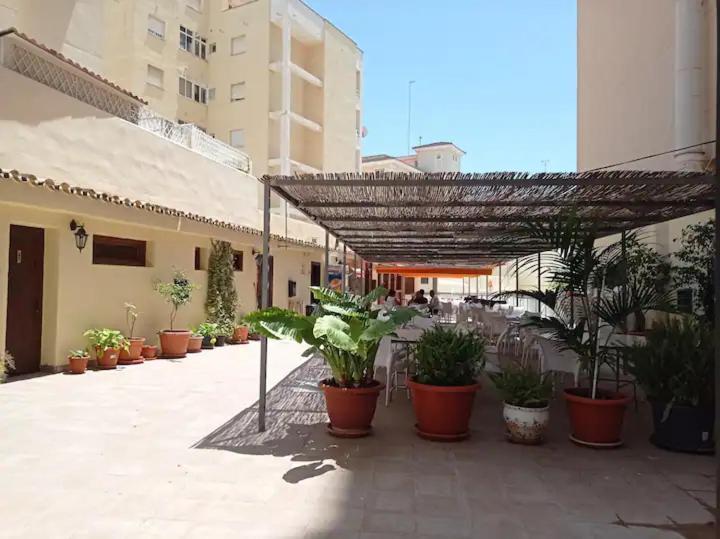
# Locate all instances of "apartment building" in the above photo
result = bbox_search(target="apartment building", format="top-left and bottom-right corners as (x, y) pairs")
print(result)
(577, 0), (716, 251)
(362, 142), (465, 173)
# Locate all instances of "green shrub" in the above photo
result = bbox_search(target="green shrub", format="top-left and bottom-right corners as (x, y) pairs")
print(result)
(626, 317), (714, 408)
(414, 326), (486, 386)
(194, 322), (219, 339)
(206, 240), (237, 330)
(0, 351), (14, 383)
(83, 328), (128, 352)
(489, 365), (553, 408)
(154, 270), (197, 330)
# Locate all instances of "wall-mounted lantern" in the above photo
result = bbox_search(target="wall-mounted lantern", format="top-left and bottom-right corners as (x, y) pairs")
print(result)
(69, 220), (88, 252)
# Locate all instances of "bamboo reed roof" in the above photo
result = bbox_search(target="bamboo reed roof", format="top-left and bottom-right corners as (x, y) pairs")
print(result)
(263, 171), (715, 265)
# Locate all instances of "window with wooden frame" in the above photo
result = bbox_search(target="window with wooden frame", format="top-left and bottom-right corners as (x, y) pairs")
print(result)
(232, 250), (244, 271)
(93, 235), (147, 267)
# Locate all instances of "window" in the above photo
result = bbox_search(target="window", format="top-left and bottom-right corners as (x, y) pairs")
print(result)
(288, 280), (297, 298)
(420, 277), (429, 285)
(194, 36), (207, 59)
(209, 42), (217, 54)
(232, 250), (244, 271)
(187, 0), (202, 11)
(229, 129), (245, 148)
(230, 82), (246, 101)
(179, 77), (207, 104)
(194, 247), (202, 270)
(146, 65), (164, 88)
(677, 288), (694, 314)
(231, 34), (247, 55)
(208, 88), (216, 101)
(180, 25), (193, 52)
(93, 235), (146, 267)
(148, 15), (165, 39)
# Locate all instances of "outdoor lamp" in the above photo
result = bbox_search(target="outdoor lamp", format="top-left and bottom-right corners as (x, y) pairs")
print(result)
(69, 220), (88, 252)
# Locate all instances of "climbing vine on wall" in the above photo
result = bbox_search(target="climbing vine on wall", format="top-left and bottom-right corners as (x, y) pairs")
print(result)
(205, 240), (237, 329)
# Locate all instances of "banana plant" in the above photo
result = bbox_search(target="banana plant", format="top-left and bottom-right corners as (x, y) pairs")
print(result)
(244, 286), (416, 387)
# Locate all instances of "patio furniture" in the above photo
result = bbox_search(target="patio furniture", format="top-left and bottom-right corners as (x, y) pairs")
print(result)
(375, 327), (424, 406)
(536, 335), (581, 386)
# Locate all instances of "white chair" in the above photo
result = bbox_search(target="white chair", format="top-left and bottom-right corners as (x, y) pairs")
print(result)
(536, 335), (581, 386)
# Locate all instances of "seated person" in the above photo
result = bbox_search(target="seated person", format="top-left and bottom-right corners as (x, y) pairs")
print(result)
(409, 289), (429, 306)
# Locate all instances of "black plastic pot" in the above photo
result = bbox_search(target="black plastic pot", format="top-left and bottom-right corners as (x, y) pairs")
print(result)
(215, 335), (227, 347)
(201, 335), (215, 349)
(650, 401), (714, 454)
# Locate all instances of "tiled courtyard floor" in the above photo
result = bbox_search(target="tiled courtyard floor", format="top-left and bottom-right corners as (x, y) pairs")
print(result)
(0, 340), (715, 538)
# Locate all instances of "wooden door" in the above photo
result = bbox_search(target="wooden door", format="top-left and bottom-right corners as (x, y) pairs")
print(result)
(6, 225), (44, 375)
(255, 254), (274, 309)
(310, 261), (321, 304)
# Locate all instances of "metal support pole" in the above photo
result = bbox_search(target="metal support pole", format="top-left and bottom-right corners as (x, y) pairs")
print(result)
(498, 264), (502, 295)
(621, 230), (628, 331)
(342, 244), (347, 293)
(537, 252), (542, 314)
(258, 183), (271, 433)
(515, 257), (520, 307)
(713, 2), (719, 519)
(485, 275), (489, 299)
(324, 230), (329, 287)
(462, 277), (465, 297)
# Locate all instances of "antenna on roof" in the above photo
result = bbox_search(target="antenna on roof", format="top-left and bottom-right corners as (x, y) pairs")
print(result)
(541, 160), (550, 172)
(418, 136), (423, 146)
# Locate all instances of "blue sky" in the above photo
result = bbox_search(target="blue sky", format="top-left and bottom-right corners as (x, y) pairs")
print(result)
(306, 0), (577, 172)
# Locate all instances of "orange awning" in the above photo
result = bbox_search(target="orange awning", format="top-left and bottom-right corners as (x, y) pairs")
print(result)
(375, 265), (492, 278)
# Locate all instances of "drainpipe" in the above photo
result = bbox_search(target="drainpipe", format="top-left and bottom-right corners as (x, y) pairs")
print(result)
(674, 0), (707, 171)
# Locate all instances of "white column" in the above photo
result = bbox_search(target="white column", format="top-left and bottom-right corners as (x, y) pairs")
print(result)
(280, 1), (292, 176)
(674, 0), (707, 171)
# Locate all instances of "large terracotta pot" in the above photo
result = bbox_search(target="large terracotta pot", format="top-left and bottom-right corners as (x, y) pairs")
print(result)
(564, 388), (631, 447)
(118, 337), (146, 364)
(320, 379), (384, 438)
(232, 325), (249, 344)
(408, 380), (481, 441)
(159, 330), (191, 358)
(68, 355), (88, 375)
(141, 345), (158, 360)
(502, 402), (550, 445)
(187, 335), (203, 353)
(96, 347), (120, 370)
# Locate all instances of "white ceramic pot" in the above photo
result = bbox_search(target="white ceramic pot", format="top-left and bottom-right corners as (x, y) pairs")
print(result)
(503, 402), (550, 445)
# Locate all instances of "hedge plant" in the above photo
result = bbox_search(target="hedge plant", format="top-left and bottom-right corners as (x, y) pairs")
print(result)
(206, 240), (237, 328)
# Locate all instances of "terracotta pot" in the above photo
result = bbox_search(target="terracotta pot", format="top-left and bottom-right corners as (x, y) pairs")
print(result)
(141, 345), (158, 359)
(187, 335), (203, 353)
(502, 402), (550, 445)
(119, 337), (146, 364)
(320, 379), (384, 438)
(159, 330), (191, 358)
(564, 388), (631, 447)
(68, 356), (88, 374)
(408, 380), (481, 441)
(96, 347), (120, 370)
(233, 325), (249, 343)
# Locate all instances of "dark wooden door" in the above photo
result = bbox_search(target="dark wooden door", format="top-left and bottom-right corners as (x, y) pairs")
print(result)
(6, 225), (44, 375)
(310, 261), (321, 304)
(255, 254), (274, 309)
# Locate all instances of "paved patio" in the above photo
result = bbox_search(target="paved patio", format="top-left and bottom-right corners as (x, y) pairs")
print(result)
(0, 341), (715, 538)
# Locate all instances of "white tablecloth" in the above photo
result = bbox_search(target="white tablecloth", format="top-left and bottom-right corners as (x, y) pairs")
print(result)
(374, 327), (425, 376)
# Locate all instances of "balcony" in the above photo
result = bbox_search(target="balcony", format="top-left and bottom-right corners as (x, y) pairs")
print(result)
(268, 110), (322, 132)
(269, 61), (323, 88)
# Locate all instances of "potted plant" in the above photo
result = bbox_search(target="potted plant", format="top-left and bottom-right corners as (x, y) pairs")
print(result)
(187, 332), (203, 353)
(196, 322), (219, 349)
(506, 213), (671, 447)
(247, 286), (415, 437)
(118, 303), (146, 365)
(215, 318), (234, 347)
(232, 314), (250, 344)
(0, 350), (15, 383)
(83, 328), (128, 370)
(626, 317), (714, 453)
(154, 270), (197, 358)
(141, 344), (158, 360)
(67, 349), (90, 374)
(408, 326), (486, 441)
(489, 364), (553, 444)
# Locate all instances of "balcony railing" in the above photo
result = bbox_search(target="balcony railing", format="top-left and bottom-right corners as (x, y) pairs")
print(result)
(137, 112), (252, 173)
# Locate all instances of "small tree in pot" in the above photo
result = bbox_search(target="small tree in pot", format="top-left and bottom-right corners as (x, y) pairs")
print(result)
(246, 286), (415, 437)
(118, 303), (146, 364)
(154, 270), (197, 358)
(626, 317), (714, 453)
(409, 326), (486, 441)
(490, 364), (553, 444)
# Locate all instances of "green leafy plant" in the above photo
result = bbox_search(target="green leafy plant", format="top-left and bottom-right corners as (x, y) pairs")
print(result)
(217, 318), (236, 338)
(489, 364), (553, 408)
(673, 219), (714, 323)
(504, 212), (673, 399)
(0, 350), (15, 383)
(83, 328), (129, 352)
(124, 302), (139, 338)
(246, 286), (415, 387)
(206, 240), (237, 331)
(194, 322), (219, 344)
(154, 270), (198, 330)
(625, 317), (714, 411)
(414, 325), (486, 386)
(68, 349), (89, 358)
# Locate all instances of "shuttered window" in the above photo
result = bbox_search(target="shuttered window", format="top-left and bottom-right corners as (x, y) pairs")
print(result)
(93, 236), (147, 267)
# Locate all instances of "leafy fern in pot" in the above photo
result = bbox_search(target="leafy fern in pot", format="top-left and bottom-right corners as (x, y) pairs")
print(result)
(414, 326), (486, 386)
(490, 365), (553, 408)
